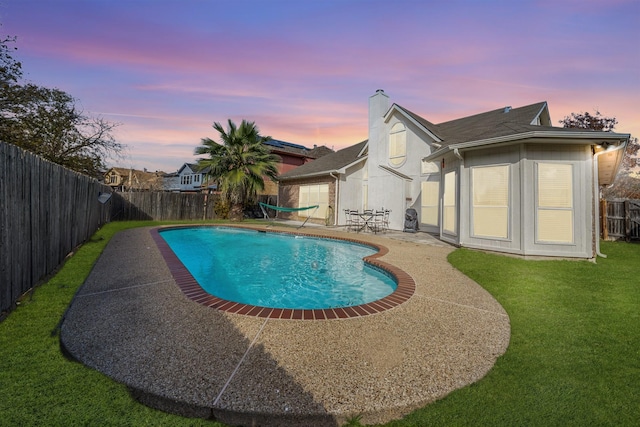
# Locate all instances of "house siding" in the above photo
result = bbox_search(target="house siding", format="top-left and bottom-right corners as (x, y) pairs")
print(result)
(277, 176), (336, 225)
(367, 106), (435, 230)
(458, 143), (594, 258)
(337, 162), (366, 223)
(521, 143), (593, 258)
(459, 145), (522, 252)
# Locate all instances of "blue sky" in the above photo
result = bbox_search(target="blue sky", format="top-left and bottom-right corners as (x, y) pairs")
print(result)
(2, 0), (638, 172)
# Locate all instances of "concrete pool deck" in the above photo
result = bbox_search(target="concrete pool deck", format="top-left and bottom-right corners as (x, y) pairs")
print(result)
(60, 224), (510, 427)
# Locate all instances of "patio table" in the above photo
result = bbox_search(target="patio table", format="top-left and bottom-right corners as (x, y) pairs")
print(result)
(357, 211), (376, 233)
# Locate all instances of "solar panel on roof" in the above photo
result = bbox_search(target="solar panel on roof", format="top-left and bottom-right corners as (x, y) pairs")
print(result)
(264, 139), (308, 150)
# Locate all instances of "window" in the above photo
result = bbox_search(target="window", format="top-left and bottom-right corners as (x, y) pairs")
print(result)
(421, 181), (439, 226)
(443, 171), (456, 234)
(472, 165), (509, 239)
(389, 123), (406, 167)
(299, 184), (329, 219)
(109, 174), (117, 184)
(194, 174), (200, 183)
(421, 160), (439, 174)
(536, 163), (574, 243)
(181, 175), (193, 185)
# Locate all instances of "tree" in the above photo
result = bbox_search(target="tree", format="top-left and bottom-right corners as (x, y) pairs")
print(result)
(0, 35), (21, 87)
(560, 110), (639, 172)
(0, 33), (122, 177)
(195, 119), (279, 220)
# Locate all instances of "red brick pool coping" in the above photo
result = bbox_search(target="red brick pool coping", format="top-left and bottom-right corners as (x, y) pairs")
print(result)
(150, 225), (415, 320)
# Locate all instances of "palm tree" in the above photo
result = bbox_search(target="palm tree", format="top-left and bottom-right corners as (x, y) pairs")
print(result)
(195, 119), (279, 220)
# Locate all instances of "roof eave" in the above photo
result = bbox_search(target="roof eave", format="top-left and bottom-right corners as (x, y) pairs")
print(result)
(422, 130), (630, 162)
(278, 170), (341, 181)
(384, 104), (443, 143)
(278, 155), (368, 181)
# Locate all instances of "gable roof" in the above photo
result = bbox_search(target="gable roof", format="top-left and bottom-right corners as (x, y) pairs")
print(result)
(278, 140), (367, 180)
(434, 102), (548, 145)
(388, 101), (550, 146)
(279, 100), (630, 182)
(177, 162), (211, 175)
(419, 101), (629, 162)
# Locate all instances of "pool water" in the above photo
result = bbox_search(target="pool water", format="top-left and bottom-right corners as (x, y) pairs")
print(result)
(159, 227), (397, 310)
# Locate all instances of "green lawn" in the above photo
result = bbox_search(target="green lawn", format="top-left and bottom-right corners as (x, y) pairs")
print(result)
(383, 242), (640, 426)
(1, 222), (638, 426)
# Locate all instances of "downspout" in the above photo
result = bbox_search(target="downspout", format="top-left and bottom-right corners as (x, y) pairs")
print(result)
(593, 142), (627, 259)
(330, 172), (339, 226)
(453, 148), (464, 165)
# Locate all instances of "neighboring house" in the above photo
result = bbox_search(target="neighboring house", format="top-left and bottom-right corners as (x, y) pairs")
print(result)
(261, 139), (333, 195)
(172, 163), (214, 192)
(278, 90), (629, 259)
(265, 139), (332, 173)
(104, 167), (165, 191)
(185, 140), (333, 195)
(162, 171), (180, 191)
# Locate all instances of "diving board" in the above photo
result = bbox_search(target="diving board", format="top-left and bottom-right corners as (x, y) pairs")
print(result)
(259, 202), (319, 228)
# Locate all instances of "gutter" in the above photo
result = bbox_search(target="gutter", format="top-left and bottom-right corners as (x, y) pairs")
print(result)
(593, 141), (627, 259)
(422, 130), (631, 162)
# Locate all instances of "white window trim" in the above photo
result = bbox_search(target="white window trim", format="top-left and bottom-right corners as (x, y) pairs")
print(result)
(420, 179), (439, 226)
(442, 170), (457, 236)
(389, 123), (407, 168)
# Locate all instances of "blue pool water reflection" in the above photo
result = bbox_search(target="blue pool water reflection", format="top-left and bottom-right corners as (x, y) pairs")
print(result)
(159, 227), (397, 310)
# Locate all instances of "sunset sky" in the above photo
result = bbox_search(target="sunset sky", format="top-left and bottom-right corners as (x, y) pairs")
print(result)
(2, 0), (638, 173)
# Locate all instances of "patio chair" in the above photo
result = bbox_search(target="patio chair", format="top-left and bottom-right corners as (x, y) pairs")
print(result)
(344, 209), (354, 231)
(346, 209), (362, 232)
(371, 210), (385, 233)
(382, 209), (390, 231)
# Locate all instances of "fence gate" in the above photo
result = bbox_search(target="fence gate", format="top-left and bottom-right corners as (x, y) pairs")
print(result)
(602, 199), (640, 241)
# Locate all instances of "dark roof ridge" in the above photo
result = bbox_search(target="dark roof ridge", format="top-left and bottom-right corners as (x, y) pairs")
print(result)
(436, 101), (547, 127)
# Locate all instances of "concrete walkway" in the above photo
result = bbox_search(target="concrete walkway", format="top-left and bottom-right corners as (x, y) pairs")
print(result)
(60, 225), (510, 427)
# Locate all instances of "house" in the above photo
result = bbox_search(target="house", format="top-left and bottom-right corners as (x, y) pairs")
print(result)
(261, 140), (333, 195)
(172, 163), (213, 192)
(186, 140), (333, 195)
(278, 90), (629, 259)
(104, 167), (165, 191)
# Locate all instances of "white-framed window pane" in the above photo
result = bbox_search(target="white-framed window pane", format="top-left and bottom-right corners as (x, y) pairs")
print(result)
(538, 163), (572, 208)
(421, 181), (439, 226)
(389, 123), (406, 166)
(472, 165), (509, 238)
(299, 186), (310, 208)
(536, 163), (574, 243)
(443, 171), (456, 234)
(538, 210), (573, 242)
(474, 207), (508, 238)
(421, 160), (439, 174)
(299, 184), (329, 219)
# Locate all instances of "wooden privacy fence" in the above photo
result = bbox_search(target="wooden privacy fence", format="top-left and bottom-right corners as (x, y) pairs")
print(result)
(0, 142), (112, 313)
(601, 199), (640, 241)
(110, 191), (219, 221)
(1, 140), (271, 313)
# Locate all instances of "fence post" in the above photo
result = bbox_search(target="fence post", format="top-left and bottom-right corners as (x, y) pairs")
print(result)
(601, 199), (608, 240)
(624, 200), (631, 242)
(203, 193), (208, 221)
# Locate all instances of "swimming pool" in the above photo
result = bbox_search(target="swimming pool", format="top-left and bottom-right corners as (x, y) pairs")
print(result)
(159, 227), (397, 310)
